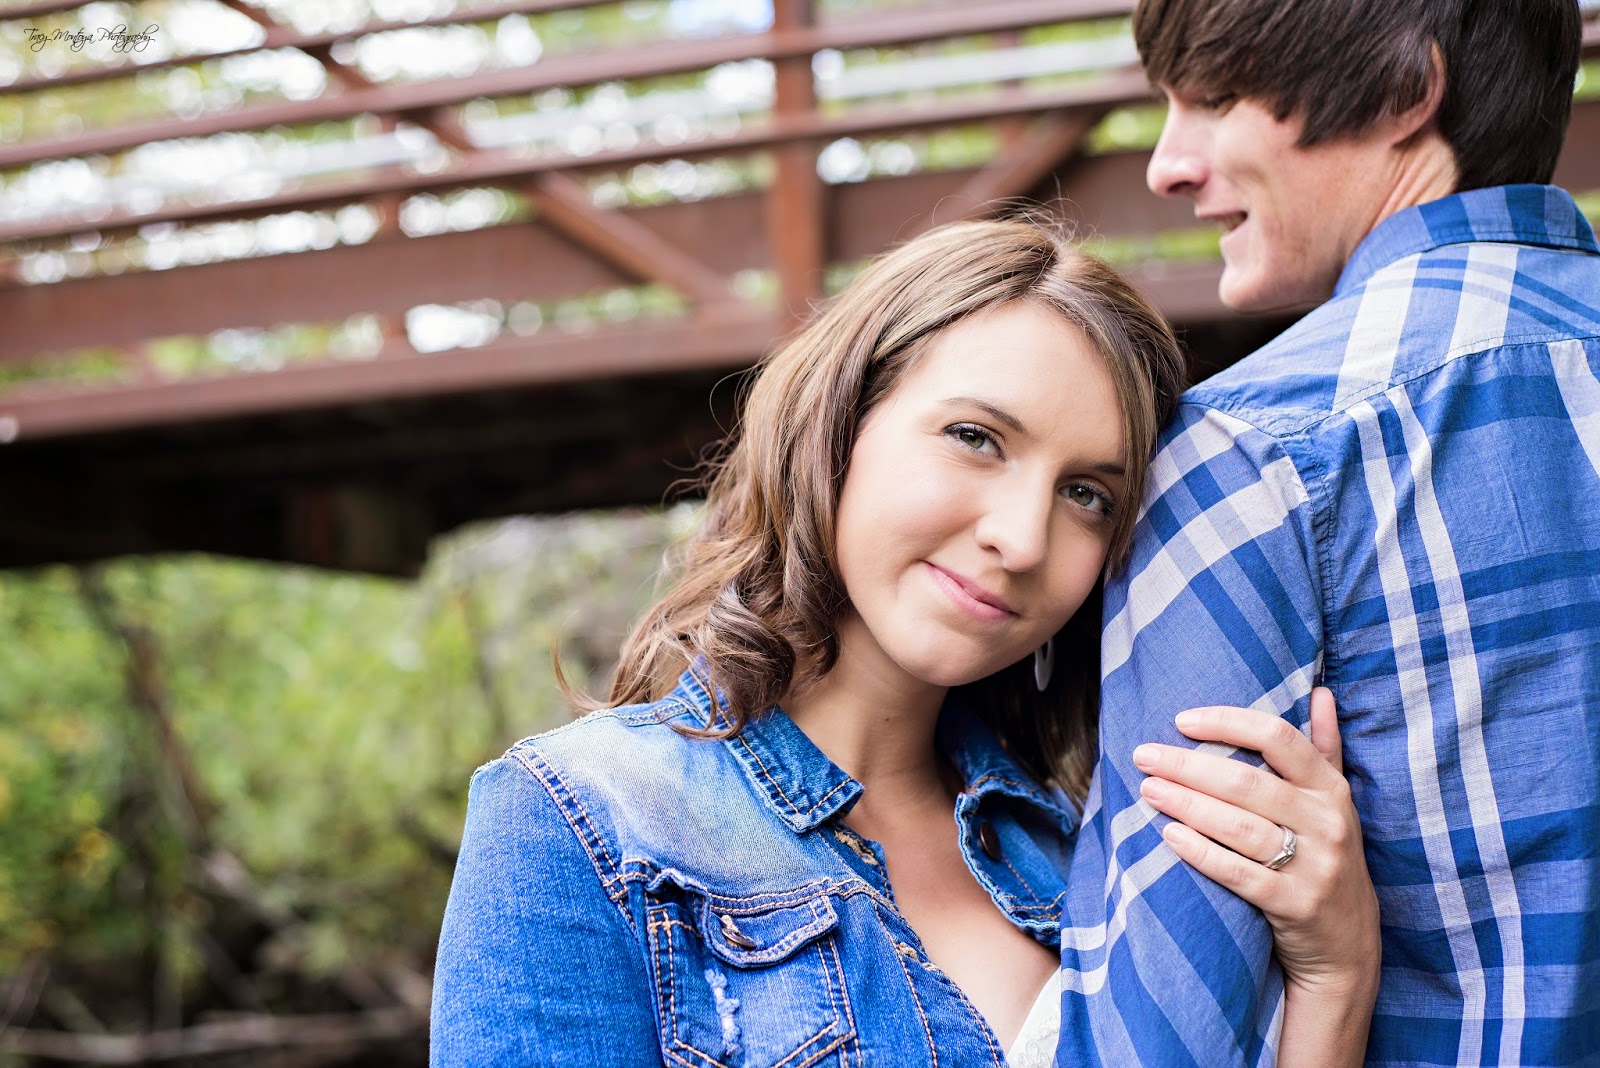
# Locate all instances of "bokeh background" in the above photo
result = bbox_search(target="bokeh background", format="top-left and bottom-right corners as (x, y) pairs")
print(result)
(1, 0), (1598, 1063)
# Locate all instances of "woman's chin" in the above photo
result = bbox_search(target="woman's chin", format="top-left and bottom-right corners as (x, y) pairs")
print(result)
(895, 650), (1021, 691)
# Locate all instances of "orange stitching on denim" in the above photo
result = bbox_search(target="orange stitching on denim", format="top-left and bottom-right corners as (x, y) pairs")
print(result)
(822, 930), (860, 1067)
(998, 851), (1041, 899)
(965, 773), (1070, 813)
(968, 774), (1031, 790)
(653, 889), (856, 1068)
(803, 940), (845, 1068)
(777, 1021), (846, 1068)
(934, 968), (1005, 1066)
(648, 908), (682, 1066)
(696, 880), (841, 911)
(651, 909), (730, 1068)
(808, 775), (855, 814)
(615, 698), (696, 727)
(530, 760), (628, 908)
(732, 734), (807, 817)
(769, 948), (843, 1068)
(515, 750), (638, 940)
(1006, 888), (1068, 914)
(890, 932), (939, 1067)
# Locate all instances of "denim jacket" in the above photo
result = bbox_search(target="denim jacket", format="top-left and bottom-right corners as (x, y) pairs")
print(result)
(430, 668), (1079, 1066)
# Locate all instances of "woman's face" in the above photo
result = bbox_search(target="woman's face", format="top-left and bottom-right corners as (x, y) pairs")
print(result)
(832, 299), (1127, 692)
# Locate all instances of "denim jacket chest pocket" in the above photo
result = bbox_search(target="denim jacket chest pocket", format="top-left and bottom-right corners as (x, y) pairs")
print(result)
(642, 871), (856, 1068)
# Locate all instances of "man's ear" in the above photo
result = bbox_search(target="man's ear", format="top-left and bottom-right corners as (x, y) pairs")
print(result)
(1388, 41), (1447, 146)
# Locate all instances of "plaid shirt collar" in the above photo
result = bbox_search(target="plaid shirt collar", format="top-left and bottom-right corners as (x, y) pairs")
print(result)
(1335, 184), (1600, 299)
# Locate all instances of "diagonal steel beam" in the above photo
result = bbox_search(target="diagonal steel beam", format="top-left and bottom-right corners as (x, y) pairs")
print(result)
(528, 173), (737, 306)
(0, 0), (1139, 170)
(949, 108), (1110, 220)
(211, 0), (737, 309)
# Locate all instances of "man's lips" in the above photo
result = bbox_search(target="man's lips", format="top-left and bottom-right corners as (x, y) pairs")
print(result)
(925, 562), (1017, 620)
(1203, 211), (1247, 234)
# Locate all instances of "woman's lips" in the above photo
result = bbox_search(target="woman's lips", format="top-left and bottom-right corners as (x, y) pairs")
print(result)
(924, 562), (1016, 623)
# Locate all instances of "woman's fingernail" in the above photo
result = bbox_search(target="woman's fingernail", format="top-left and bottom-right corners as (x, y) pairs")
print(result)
(1140, 778), (1169, 803)
(1174, 709), (1200, 730)
(1132, 744), (1157, 769)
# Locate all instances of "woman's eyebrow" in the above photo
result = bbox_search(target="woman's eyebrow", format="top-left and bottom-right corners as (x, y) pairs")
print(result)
(939, 396), (1027, 435)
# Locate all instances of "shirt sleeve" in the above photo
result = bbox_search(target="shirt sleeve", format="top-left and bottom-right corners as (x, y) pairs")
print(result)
(1055, 403), (1326, 1067)
(430, 754), (663, 1068)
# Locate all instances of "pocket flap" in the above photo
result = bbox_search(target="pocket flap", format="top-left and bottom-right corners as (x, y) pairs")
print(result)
(701, 895), (839, 967)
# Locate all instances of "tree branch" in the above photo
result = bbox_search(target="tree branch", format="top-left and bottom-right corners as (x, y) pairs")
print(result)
(73, 565), (213, 850)
(0, 954), (47, 1031)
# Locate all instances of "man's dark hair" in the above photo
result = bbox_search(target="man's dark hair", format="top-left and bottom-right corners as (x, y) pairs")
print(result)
(1133, 0), (1582, 192)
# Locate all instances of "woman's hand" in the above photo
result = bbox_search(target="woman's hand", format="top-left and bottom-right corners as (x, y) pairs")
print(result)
(1131, 687), (1380, 1065)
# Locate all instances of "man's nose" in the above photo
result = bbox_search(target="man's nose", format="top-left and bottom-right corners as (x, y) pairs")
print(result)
(1146, 108), (1208, 199)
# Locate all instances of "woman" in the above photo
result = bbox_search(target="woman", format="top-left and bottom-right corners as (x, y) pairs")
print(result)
(430, 219), (1379, 1066)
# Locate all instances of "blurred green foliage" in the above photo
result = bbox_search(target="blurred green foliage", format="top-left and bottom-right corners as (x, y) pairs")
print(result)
(1577, 59), (1600, 101)
(0, 506), (695, 1035)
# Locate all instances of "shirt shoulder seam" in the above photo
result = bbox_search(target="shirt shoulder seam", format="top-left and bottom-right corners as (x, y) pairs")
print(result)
(506, 745), (640, 939)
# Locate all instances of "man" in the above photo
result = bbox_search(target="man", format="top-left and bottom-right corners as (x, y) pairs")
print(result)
(1057, 1), (1599, 1064)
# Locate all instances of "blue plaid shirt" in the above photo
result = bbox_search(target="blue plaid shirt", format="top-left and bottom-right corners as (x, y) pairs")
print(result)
(1057, 185), (1600, 1067)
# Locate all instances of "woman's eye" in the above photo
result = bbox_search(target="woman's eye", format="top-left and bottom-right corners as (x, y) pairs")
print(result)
(1063, 483), (1115, 516)
(948, 424), (998, 454)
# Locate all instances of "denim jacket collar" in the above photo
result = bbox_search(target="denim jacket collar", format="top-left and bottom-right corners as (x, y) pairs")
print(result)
(670, 668), (1077, 837)
(938, 694), (1078, 831)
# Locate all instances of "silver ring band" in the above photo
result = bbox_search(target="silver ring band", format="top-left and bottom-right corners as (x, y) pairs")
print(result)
(1264, 825), (1298, 870)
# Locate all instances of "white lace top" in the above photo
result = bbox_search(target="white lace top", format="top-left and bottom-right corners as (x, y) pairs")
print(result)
(1005, 972), (1062, 1068)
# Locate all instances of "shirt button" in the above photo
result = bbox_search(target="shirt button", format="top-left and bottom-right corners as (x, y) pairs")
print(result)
(977, 820), (1003, 861)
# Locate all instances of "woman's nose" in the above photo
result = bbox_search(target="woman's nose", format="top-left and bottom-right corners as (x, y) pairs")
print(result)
(974, 485), (1051, 574)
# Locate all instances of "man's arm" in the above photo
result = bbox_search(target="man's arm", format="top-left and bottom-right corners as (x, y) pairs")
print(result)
(1056, 403), (1328, 1067)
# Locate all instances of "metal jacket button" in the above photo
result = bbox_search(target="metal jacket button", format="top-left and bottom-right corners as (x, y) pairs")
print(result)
(719, 912), (757, 949)
(977, 820), (1003, 861)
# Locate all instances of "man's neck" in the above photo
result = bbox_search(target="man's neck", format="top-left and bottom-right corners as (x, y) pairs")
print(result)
(1365, 133), (1461, 247)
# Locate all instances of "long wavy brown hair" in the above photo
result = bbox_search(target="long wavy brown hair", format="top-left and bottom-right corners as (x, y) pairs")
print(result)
(570, 218), (1187, 800)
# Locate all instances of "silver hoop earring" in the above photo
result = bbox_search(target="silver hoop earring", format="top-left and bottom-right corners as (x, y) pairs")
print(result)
(1033, 638), (1054, 692)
